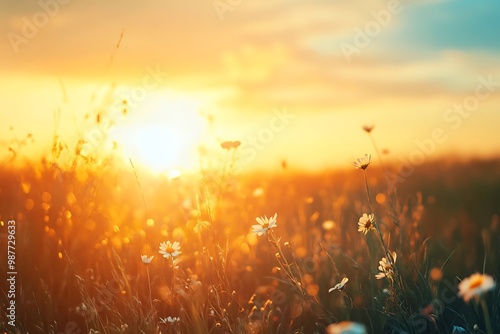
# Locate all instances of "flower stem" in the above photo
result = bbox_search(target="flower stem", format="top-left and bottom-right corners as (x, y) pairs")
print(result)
(481, 298), (493, 334)
(363, 169), (403, 290)
(368, 133), (387, 176)
(363, 170), (388, 255)
(147, 266), (153, 311)
(363, 170), (373, 211)
(171, 257), (175, 304)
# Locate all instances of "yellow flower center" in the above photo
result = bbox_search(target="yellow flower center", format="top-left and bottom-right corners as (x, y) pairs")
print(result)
(469, 276), (483, 289)
(365, 220), (372, 229)
(166, 246), (175, 254)
(262, 222), (269, 229)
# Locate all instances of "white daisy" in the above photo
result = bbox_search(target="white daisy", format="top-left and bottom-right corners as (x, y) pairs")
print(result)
(357, 213), (375, 235)
(352, 154), (371, 170)
(252, 213), (278, 236)
(141, 255), (154, 264)
(159, 241), (181, 259)
(458, 273), (496, 302)
(375, 252), (397, 280)
(329, 277), (349, 292)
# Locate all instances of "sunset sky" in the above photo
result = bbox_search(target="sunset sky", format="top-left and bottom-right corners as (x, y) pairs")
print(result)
(1, 0), (500, 173)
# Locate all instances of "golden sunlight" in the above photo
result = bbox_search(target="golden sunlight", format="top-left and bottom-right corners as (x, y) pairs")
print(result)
(110, 95), (206, 174)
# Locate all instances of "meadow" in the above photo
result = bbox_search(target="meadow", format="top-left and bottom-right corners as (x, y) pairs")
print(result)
(0, 120), (499, 334)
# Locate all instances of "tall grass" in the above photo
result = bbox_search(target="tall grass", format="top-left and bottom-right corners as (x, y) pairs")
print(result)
(0, 112), (499, 334)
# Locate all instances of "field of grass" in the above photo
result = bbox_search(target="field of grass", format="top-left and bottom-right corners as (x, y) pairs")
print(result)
(1, 127), (499, 333)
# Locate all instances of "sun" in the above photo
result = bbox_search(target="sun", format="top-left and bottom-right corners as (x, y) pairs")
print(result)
(110, 95), (207, 175)
(122, 125), (181, 172)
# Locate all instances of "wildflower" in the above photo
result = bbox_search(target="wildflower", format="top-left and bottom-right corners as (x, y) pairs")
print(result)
(322, 220), (335, 231)
(252, 213), (277, 236)
(281, 159), (287, 170)
(168, 169), (181, 181)
(362, 125), (374, 133)
(141, 255), (154, 264)
(252, 187), (265, 198)
(329, 277), (349, 292)
(326, 321), (367, 334)
(375, 252), (397, 280)
(458, 273), (496, 302)
(160, 316), (180, 324)
(75, 303), (89, 317)
(357, 213), (375, 235)
(220, 140), (241, 150)
(429, 267), (443, 282)
(451, 326), (467, 334)
(421, 303), (436, 318)
(159, 241), (181, 259)
(352, 154), (371, 170)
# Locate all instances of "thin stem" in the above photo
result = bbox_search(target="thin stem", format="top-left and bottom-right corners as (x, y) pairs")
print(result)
(147, 266), (153, 311)
(368, 133), (387, 176)
(363, 170), (388, 256)
(481, 298), (493, 334)
(367, 129), (398, 200)
(129, 158), (148, 223)
(268, 230), (304, 295)
(363, 170), (373, 211)
(171, 257), (175, 304)
(363, 169), (403, 291)
(171, 257), (178, 334)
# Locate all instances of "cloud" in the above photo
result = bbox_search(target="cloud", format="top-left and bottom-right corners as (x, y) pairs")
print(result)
(2, 0), (500, 118)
